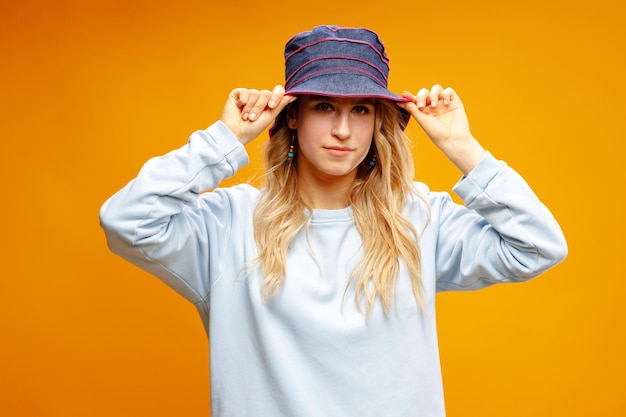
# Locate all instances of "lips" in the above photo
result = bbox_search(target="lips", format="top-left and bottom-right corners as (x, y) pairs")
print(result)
(324, 146), (353, 157)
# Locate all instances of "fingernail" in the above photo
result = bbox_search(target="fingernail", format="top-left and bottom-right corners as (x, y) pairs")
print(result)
(269, 100), (276, 108)
(249, 112), (256, 121)
(242, 113), (249, 120)
(417, 101), (424, 108)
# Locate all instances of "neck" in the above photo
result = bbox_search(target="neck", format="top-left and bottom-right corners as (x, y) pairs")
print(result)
(297, 170), (356, 209)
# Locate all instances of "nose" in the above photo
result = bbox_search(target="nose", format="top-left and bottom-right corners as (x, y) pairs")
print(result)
(331, 111), (351, 140)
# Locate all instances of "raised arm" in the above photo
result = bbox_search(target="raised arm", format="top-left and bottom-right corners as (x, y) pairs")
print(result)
(399, 85), (567, 289)
(99, 86), (294, 302)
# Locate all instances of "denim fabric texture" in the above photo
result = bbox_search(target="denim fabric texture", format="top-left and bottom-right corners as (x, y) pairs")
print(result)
(270, 25), (410, 137)
(284, 25), (405, 101)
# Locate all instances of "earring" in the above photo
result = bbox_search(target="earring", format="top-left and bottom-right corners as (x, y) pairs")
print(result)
(287, 131), (295, 159)
(369, 153), (377, 168)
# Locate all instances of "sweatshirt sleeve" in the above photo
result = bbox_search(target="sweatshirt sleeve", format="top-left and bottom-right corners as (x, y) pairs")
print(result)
(434, 152), (568, 291)
(98, 121), (250, 303)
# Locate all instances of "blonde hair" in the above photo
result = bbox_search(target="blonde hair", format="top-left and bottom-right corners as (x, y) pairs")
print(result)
(253, 99), (425, 316)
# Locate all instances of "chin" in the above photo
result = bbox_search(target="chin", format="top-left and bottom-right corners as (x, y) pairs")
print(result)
(320, 165), (359, 178)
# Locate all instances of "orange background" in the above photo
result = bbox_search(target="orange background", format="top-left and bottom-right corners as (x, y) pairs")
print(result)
(1, 0), (624, 416)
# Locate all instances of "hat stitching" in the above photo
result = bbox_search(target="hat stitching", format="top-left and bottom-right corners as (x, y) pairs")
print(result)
(288, 67), (387, 91)
(295, 25), (387, 58)
(285, 38), (389, 68)
(285, 55), (388, 88)
(282, 90), (404, 100)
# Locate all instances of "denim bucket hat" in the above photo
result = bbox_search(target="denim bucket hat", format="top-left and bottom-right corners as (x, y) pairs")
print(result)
(269, 25), (410, 137)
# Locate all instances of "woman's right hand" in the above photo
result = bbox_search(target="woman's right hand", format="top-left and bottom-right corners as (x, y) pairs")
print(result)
(221, 85), (296, 145)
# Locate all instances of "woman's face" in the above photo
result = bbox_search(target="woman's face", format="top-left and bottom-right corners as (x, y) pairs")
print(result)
(290, 95), (376, 181)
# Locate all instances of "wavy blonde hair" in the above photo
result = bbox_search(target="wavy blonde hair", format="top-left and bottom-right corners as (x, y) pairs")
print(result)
(253, 98), (426, 316)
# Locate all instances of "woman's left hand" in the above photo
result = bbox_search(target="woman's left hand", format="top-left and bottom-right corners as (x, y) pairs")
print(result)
(398, 85), (486, 175)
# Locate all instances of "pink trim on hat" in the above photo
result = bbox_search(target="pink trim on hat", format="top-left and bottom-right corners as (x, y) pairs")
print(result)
(285, 37), (390, 68)
(281, 90), (410, 102)
(321, 25), (385, 49)
(287, 66), (387, 90)
(285, 55), (388, 88)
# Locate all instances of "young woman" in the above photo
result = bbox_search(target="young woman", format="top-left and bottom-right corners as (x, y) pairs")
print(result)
(100, 25), (567, 417)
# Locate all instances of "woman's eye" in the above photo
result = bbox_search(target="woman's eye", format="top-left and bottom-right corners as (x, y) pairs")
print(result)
(353, 106), (371, 114)
(315, 102), (333, 111)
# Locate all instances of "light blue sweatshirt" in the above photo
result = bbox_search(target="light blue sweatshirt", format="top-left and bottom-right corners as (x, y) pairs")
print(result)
(99, 121), (567, 417)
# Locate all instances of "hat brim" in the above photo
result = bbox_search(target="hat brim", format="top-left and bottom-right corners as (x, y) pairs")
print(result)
(285, 71), (410, 103)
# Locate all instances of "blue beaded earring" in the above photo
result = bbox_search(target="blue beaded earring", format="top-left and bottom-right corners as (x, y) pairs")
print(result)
(369, 153), (377, 168)
(287, 131), (295, 160)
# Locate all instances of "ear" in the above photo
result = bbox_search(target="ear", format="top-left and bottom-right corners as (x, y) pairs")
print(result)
(285, 103), (298, 129)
